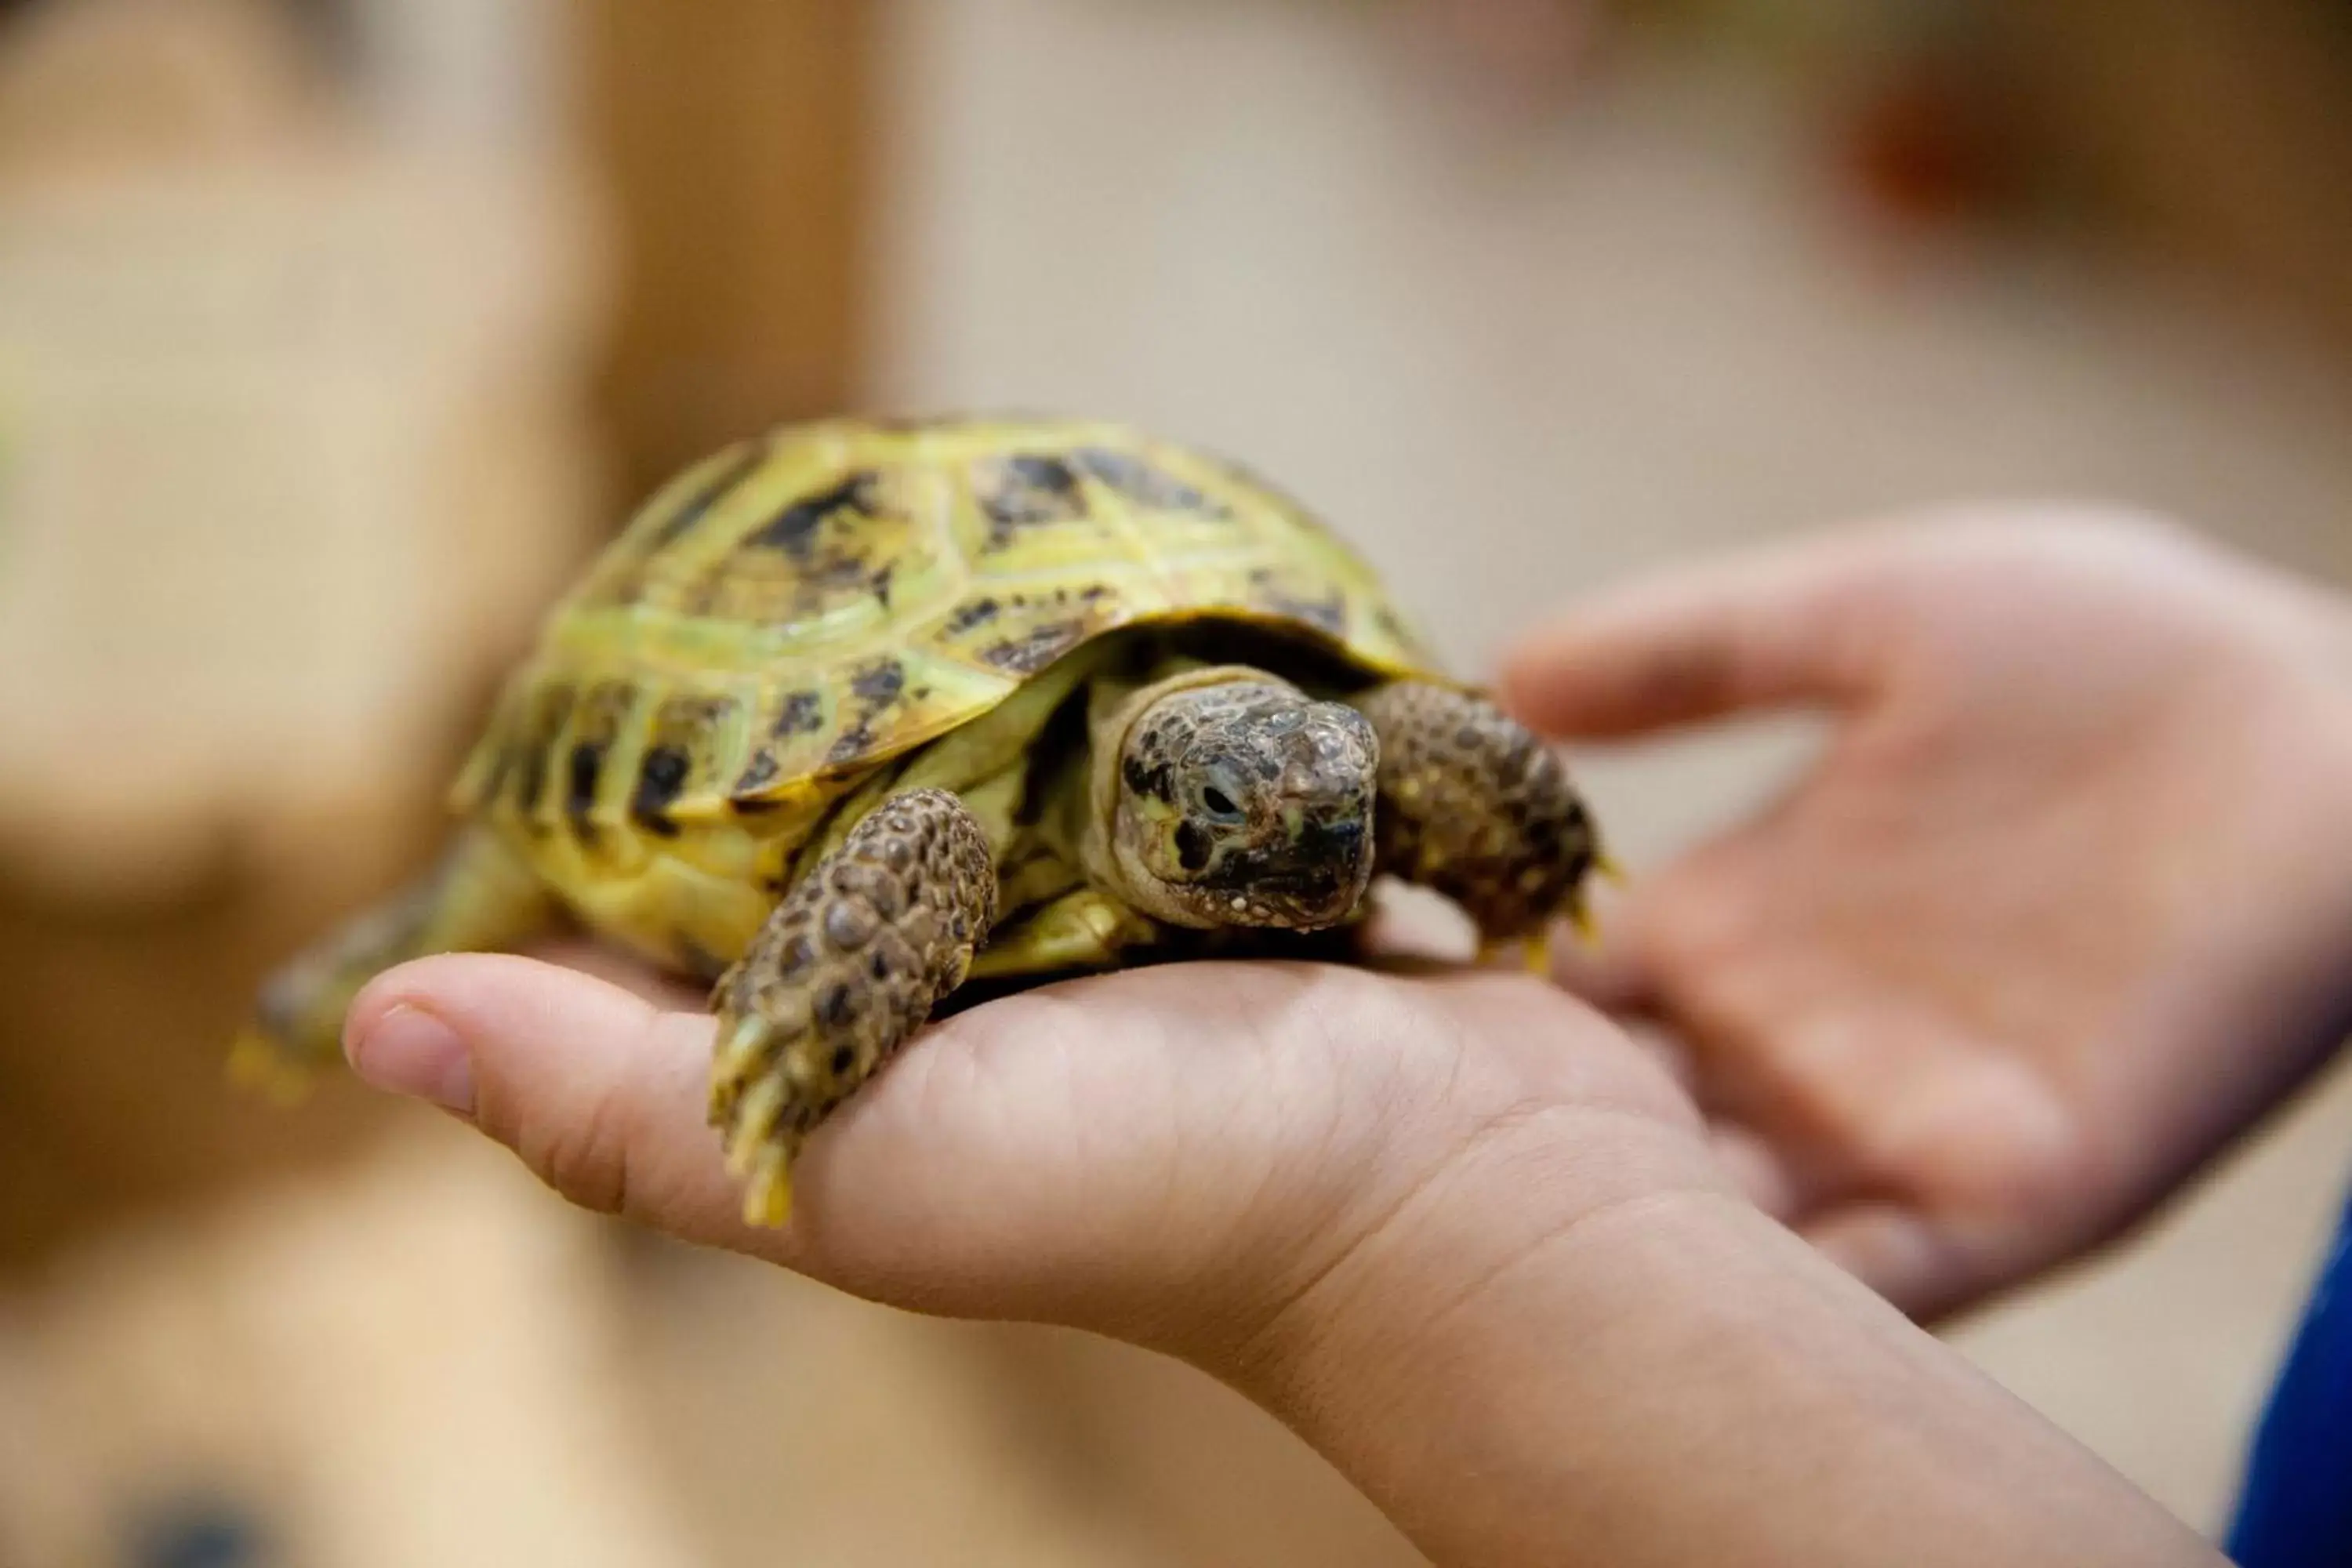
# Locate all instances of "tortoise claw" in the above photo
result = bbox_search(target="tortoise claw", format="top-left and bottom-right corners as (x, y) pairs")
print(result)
(1475, 933), (1557, 975)
(724, 1074), (788, 1177)
(708, 1012), (775, 1123)
(742, 1147), (793, 1229)
(226, 1029), (317, 1107)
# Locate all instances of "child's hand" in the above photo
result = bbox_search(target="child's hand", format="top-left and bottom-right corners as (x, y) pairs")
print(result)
(1504, 508), (2352, 1322)
(344, 951), (1716, 1363)
(347, 946), (2215, 1566)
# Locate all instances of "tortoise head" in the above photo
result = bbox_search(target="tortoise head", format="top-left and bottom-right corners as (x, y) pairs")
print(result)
(1105, 675), (1377, 930)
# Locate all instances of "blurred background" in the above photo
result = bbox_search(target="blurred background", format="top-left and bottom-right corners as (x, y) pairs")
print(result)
(2, 0), (2350, 1563)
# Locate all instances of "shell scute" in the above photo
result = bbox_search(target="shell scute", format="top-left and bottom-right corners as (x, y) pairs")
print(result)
(456, 417), (1442, 855)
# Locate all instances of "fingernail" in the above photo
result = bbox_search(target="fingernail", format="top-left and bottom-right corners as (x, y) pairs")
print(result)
(350, 1003), (475, 1115)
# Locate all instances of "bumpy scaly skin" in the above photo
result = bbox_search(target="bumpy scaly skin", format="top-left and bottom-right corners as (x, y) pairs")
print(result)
(709, 787), (998, 1227)
(1356, 681), (1598, 942)
(1104, 670), (1378, 931)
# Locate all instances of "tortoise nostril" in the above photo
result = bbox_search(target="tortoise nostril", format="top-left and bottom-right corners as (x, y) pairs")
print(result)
(1301, 816), (1367, 870)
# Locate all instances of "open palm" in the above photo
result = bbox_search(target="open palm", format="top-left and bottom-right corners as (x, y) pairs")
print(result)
(1504, 512), (2352, 1320)
(347, 944), (1711, 1356)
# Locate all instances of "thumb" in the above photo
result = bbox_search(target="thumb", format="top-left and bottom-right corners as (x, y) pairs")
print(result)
(346, 953), (761, 1251)
(344, 953), (1174, 1323)
(341, 953), (1477, 1349)
(344, 952), (1134, 1319)
(340, 954), (1698, 1366)
(1497, 535), (1886, 740)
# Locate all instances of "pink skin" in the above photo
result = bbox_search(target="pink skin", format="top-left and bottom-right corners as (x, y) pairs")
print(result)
(1504, 508), (2352, 1321)
(341, 506), (2352, 1566)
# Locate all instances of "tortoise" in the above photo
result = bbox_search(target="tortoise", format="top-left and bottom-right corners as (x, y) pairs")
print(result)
(234, 416), (1604, 1225)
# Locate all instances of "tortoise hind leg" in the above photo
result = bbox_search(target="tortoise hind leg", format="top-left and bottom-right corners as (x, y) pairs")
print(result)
(1354, 681), (1602, 964)
(230, 826), (557, 1100)
(708, 787), (997, 1229)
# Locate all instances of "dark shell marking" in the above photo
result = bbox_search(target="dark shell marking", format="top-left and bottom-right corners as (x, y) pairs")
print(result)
(691, 464), (938, 628)
(746, 470), (880, 560)
(849, 659), (906, 706)
(772, 691), (826, 735)
(944, 597), (1000, 635)
(463, 419), (1445, 847)
(510, 683), (577, 824)
(630, 747), (693, 838)
(631, 695), (739, 837)
(1073, 447), (1228, 516)
(1247, 568), (1348, 636)
(564, 681), (640, 844)
(975, 454), (1086, 538)
(654, 441), (771, 548)
(978, 619), (1088, 676)
(729, 688), (836, 807)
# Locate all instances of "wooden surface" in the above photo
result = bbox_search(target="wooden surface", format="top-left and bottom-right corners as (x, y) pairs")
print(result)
(1975, 0), (2352, 355)
(0, 0), (601, 1256)
(0, 1118), (1423, 1568)
(0, 797), (442, 1270)
(578, 0), (875, 506)
(0, 1127), (703, 1568)
(0, 0), (604, 904)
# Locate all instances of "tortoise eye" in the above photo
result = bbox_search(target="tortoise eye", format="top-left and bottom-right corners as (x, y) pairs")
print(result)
(1196, 768), (1247, 822)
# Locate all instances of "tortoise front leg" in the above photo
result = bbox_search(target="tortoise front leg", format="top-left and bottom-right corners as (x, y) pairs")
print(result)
(1354, 682), (1602, 954)
(709, 787), (997, 1228)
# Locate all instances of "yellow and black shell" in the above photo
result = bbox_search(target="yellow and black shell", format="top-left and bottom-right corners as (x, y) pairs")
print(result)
(450, 416), (1441, 967)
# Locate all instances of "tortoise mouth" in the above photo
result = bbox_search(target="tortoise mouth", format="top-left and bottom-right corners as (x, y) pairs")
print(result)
(1192, 816), (1373, 928)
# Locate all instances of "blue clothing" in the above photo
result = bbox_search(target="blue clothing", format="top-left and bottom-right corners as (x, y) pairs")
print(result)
(2230, 1178), (2352, 1566)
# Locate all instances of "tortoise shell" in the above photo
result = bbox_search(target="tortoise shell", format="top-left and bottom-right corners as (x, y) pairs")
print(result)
(452, 416), (1443, 869)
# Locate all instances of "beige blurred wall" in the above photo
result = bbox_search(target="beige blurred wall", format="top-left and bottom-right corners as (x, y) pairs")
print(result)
(868, 0), (2352, 1534)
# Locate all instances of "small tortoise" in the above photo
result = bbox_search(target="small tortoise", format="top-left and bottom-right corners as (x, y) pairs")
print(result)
(235, 416), (1602, 1225)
